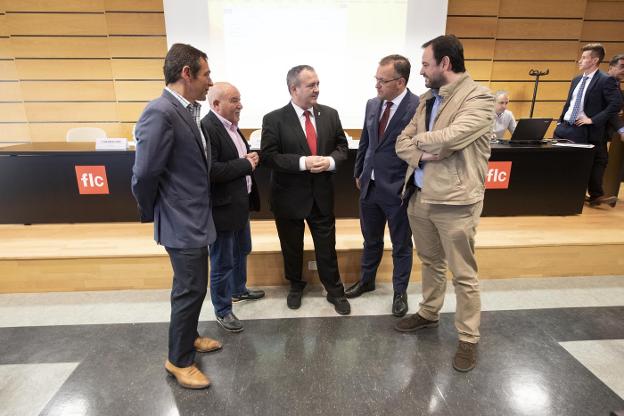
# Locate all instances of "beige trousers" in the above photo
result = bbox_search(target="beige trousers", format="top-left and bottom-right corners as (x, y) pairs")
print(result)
(407, 192), (483, 343)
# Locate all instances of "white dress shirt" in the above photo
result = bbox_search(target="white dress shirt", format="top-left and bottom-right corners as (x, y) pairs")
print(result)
(291, 102), (336, 171)
(563, 69), (598, 123)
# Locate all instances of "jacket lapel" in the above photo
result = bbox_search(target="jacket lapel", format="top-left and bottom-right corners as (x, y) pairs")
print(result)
(163, 90), (208, 166)
(583, 72), (601, 105)
(285, 103), (311, 155)
(208, 111), (239, 157)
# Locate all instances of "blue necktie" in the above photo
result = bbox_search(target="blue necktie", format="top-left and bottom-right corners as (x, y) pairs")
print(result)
(570, 76), (588, 122)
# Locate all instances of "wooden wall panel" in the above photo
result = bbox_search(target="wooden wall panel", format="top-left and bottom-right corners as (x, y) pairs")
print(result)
(491, 62), (578, 81)
(447, 0), (499, 16)
(4, 0), (104, 12)
(114, 81), (163, 101)
(446, 16), (497, 38)
(462, 39), (496, 59)
(14, 59), (113, 80)
(585, 1), (624, 20)
(24, 102), (118, 122)
(105, 12), (165, 36)
(0, 80), (21, 100)
(108, 36), (167, 58)
(10, 37), (110, 58)
(0, 38), (11, 58)
(581, 22), (624, 42)
(498, 0), (586, 18)
(0, 60), (18, 79)
(111, 59), (163, 79)
(105, 0), (163, 12)
(465, 61), (492, 80)
(117, 102), (148, 122)
(0, 123), (30, 141)
(0, 103), (28, 122)
(493, 40), (580, 60)
(7, 13), (108, 36)
(496, 19), (583, 40)
(489, 81), (571, 101)
(28, 122), (122, 141)
(20, 81), (116, 101)
(0, 14), (7, 36)
(507, 101), (564, 120)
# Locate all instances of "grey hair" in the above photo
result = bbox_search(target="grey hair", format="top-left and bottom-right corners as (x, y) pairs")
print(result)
(494, 90), (509, 99)
(286, 65), (315, 92)
(206, 82), (234, 109)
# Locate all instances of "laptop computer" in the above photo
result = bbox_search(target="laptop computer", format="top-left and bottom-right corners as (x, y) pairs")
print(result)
(508, 118), (552, 144)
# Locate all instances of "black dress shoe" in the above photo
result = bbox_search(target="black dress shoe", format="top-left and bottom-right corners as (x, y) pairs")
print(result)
(344, 280), (375, 299)
(392, 292), (408, 317)
(287, 290), (302, 309)
(327, 295), (351, 315)
(232, 288), (266, 303)
(216, 312), (243, 333)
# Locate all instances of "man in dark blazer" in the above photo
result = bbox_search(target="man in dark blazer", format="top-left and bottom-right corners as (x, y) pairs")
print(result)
(201, 82), (264, 333)
(132, 43), (220, 390)
(554, 43), (622, 206)
(261, 65), (351, 315)
(347, 55), (419, 317)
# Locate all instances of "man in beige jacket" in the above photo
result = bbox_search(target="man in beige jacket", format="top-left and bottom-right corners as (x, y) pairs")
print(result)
(394, 34), (494, 372)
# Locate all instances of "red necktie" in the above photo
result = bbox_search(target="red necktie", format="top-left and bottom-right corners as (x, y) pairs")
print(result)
(304, 110), (317, 155)
(378, 101), (393, 139)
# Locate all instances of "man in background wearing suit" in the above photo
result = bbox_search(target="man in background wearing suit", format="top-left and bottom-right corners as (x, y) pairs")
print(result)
(261, 65), (351, 315)
(347, 55), (419, 317)
(132, 43), (220, 390)
(202, 82), (264, 334)
(553, 43), (622, 207)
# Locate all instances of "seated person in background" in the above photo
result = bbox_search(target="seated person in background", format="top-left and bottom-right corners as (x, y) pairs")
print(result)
(492, 90), (516, 139)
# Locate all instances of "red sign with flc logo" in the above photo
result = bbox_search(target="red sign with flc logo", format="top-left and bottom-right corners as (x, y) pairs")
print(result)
(75, 165), (109, 194)
(486, 161), (512, 189)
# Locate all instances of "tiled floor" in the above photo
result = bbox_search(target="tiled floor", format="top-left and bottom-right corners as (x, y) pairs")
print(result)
(1, 276), (623, 416)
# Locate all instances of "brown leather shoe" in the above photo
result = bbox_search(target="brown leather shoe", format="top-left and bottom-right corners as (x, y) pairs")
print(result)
(194, 336), (222, 353)
(453, 341), (477, 372)
(394, 312), (439, 332)
(165, 360), (211, 389)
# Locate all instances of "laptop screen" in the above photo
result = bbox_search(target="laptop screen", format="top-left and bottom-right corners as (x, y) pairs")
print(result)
(509, 118), (552, 141)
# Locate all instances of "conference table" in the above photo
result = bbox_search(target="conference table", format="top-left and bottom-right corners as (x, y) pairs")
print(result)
(0, 142), (594, 224)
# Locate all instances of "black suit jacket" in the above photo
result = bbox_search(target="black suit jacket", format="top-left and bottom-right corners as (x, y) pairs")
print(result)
(201, 111), (260, 232)
(558, 71), (622, 143)
(261, 103), (348, 219)
(354, 89), (419, 202)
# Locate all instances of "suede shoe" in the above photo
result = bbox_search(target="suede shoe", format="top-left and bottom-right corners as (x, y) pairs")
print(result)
(345, 279), (375, 298)
(453, 341), (478, 372)
(287, 289), (303, 309)
(392, 292), (408, 317)
(193, 336), (222, 353)
(232, 288), (265, 303)
(394, 312), (439, 332)
(216, 312), (243, 333)
(327, 295), (351, 315)
(588, 195), (617, 207)
(165, 360), (210, 389)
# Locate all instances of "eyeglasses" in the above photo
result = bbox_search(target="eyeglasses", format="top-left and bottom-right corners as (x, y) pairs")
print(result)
(374, 77), (401, 85)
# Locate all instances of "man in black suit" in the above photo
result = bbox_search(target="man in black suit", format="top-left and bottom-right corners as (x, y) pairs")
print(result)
(201, 82), (264, 334)
(261, 65), (351, 315)
(347, 55), (419, 317)
(132, 43), (221, 390)
(554, 43), (622, 206)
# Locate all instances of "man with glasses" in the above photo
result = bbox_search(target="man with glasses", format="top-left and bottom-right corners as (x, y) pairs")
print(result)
(347, 55), (419, 318)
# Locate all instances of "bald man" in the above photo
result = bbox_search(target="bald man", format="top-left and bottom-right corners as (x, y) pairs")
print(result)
(201, 82), (263, 333)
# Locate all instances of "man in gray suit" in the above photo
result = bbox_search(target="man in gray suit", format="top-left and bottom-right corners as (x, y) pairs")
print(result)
(132, 43), (220, 390)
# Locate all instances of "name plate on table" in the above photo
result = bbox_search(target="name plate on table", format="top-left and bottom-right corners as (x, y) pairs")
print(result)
(96, 138), (128, 151)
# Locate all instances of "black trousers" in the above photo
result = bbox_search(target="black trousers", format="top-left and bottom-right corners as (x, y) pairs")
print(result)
(274, 202), (345, 298)
(555, 122), (609, 197)
(165, 246), (209, 367)
(588, 140), (609, 198)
